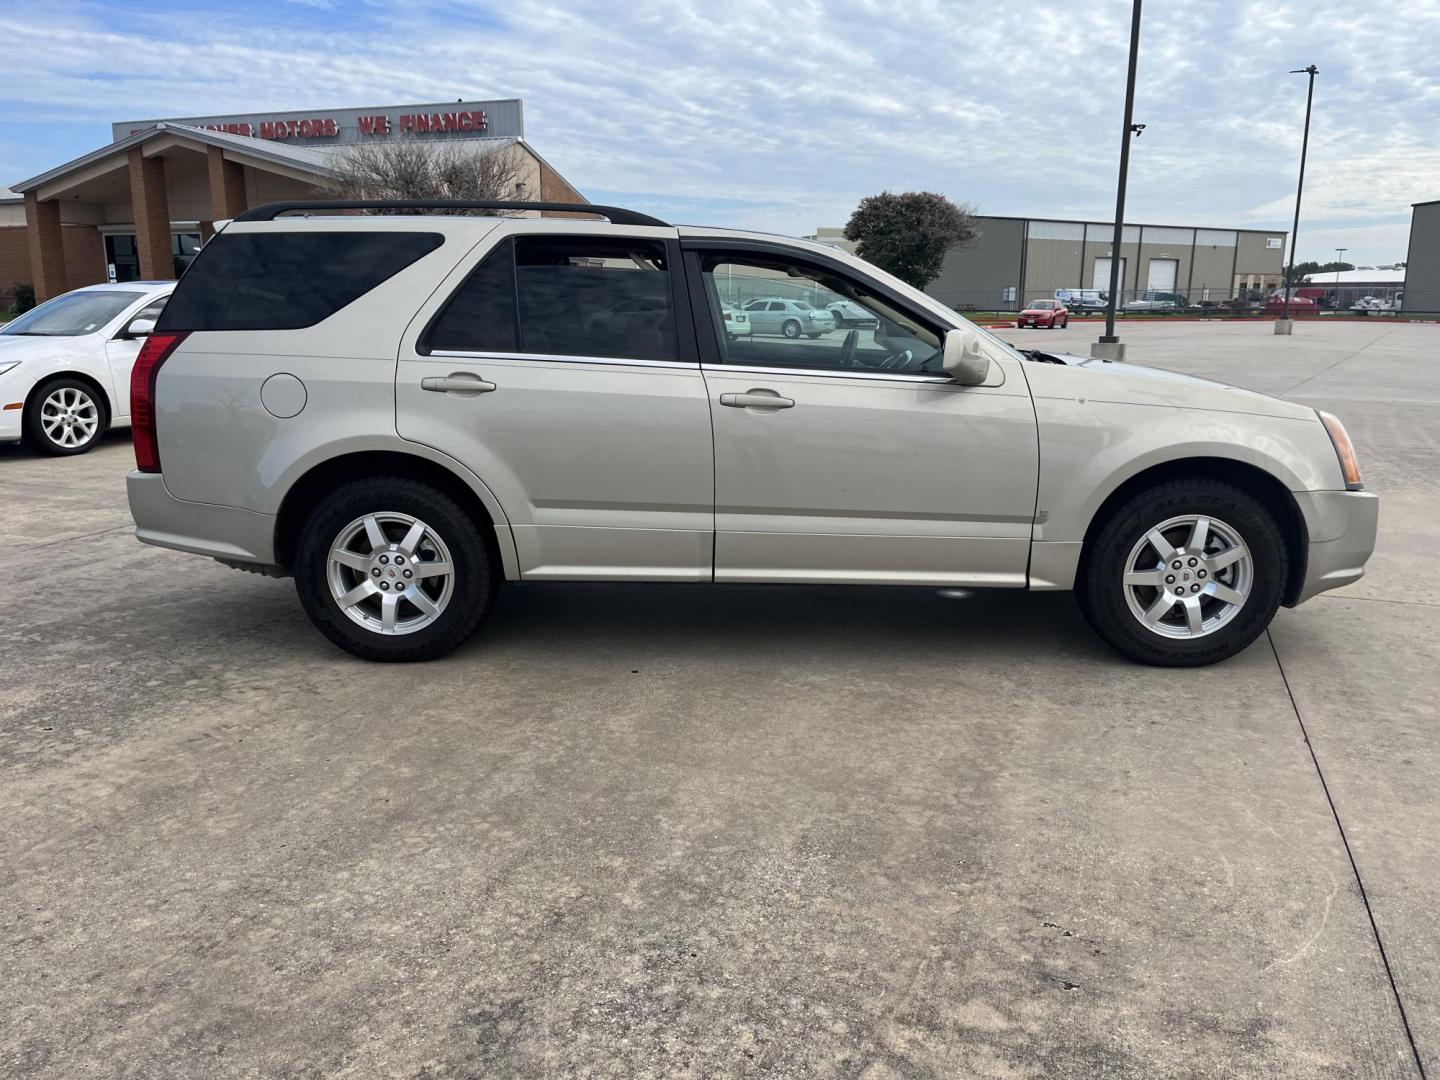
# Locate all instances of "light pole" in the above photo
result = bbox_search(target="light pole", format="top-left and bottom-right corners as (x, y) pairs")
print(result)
(1333, 247), (1346, 312)
(1277, 64), (1318, 335)
(1093, 0), (1144, 362)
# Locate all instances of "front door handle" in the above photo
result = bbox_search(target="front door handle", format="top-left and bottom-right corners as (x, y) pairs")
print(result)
(720, 390), (795, 410)
(421, 374), (497, 396)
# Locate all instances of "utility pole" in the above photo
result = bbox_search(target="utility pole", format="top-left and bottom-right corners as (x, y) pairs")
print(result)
(1093, 0), (1144, 362)
(1277, 64), (1318, 335)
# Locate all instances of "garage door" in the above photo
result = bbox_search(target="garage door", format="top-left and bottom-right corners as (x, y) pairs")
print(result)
(1146, 258), (1178, 292)
(1092, 257), (1126, 292)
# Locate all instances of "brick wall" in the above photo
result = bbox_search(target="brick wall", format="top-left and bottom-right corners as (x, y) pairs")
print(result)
(0, 224), (107, 306)
(537, 160), (591, 219)
(62, 225), (107, 289)
(129, 148), (173, 281)
(0, 225), (30, 307)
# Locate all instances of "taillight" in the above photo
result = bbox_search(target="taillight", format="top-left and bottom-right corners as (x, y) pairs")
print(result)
(724, 312), (733, 321)
(130, 331), (187, 473)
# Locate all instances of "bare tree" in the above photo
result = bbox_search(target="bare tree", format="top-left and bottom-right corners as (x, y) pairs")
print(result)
(321, 140), (529, 211)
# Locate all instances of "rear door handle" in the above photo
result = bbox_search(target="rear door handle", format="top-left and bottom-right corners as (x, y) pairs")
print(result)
(421, 374), (497, 396)
(720, 390), (795, 410)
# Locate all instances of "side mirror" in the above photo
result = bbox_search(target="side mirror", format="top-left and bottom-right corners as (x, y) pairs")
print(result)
(942, 327), (991, 385)
(125, 318), (156, 338)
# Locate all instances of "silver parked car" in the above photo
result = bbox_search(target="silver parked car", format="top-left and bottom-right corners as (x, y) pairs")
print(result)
(127, 200), (1376, 666)
(741, 297), (836, 338)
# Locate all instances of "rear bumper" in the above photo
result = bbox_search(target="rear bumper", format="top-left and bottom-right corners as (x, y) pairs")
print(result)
(1290, 488), (1380, 605)
(127, 471), (279, 568)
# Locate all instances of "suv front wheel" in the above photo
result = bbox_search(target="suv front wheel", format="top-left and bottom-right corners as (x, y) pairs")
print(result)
(294, 478), (497, 661)
(1077, 479), (1287, 666)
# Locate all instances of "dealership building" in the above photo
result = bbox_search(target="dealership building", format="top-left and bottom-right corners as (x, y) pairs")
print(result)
(925, 215), (1289, 310)
(0, 99), (584, 304)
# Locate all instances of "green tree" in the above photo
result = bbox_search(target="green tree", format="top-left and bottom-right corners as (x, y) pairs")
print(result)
(843, 191), (978, 289)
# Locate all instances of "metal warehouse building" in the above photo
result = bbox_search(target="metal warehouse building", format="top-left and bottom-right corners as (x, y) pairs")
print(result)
(927, 215), (1289, 311)
(1403, 199), (1440, 313)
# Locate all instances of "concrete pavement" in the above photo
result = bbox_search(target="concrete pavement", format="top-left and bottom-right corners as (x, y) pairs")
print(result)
(2, 320), (1436, 1077)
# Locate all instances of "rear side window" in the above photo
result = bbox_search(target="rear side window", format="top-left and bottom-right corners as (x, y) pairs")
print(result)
(424, 239), (518, 353)
(157, 231), (444, 331)
(423, 235), (677, 361)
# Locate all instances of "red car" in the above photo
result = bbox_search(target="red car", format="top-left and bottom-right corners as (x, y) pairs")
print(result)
(1017, 299), (1069, 328)
(1263, 295), (1317, 316)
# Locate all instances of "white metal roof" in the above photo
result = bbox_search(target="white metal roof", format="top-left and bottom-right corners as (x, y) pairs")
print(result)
(1303, 267), (1407, 284)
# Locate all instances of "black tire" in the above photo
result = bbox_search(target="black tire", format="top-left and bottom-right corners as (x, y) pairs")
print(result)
(24, 376), (108, 456)
(782, 319), (801, 339)
(806, 332), (823, 339)
(1076, 479), (1287, 667)
(294, 477), (498, 662)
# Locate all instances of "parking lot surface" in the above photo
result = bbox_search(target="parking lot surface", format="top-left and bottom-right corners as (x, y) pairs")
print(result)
(2, 320), (1436, 1077)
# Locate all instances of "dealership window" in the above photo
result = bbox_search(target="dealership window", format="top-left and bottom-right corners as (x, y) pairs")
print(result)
(701, 254), (942, 375)
(427, 236), (678, 361)
(172, 233), (201, 278)
(157, 231), (444, 331)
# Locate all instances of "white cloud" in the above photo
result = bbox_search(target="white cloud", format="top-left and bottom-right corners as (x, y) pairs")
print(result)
(0, 0), (1436, 262)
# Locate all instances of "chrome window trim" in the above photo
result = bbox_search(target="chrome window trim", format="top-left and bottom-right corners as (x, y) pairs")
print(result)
(702, 362), (954, 385)
(427, 349), (698, 371)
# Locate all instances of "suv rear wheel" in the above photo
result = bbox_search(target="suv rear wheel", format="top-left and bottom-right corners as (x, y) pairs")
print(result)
(294, 478), (497, 661)
(1077, 479), (1287, 666)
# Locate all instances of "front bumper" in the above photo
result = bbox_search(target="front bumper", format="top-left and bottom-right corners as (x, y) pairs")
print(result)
(0, 366), (37, 440)
(127, 471), (279, 568)
(1290, 488), (1380, 605)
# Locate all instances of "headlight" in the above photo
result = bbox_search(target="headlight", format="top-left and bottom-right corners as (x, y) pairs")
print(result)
(1318, 410), (1363, 489)
(0, 361), (20, 377)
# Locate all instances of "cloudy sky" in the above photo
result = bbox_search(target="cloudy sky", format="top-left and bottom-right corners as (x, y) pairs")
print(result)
(2, 0), (1437, 264)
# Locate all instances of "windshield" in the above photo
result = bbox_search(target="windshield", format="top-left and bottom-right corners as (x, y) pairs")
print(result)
(2, 291), (143, 337)
(792, 300), (814, 310)
(1027, 300), (1054, 309)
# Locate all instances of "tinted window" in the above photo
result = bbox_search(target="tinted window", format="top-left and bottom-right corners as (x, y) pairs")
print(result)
(514, 237), (676, 361)
(158, 231), (444, 331)
(424, 239), (518, 353)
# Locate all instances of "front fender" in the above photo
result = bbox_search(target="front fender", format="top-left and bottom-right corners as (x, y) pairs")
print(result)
(1034, 398), (1341, 545)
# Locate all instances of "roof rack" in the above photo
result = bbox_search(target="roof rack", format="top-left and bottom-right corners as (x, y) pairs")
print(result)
(233, 200), (669, 227)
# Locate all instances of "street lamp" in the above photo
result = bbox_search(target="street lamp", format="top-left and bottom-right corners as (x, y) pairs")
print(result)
(1093, 0), (1144, 362)
(1277, 64), (1318, 335)
(1333, 247), (1346, 313)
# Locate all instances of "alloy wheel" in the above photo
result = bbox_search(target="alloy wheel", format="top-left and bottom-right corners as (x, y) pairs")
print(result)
(1122, 514), (1252, 639)
(40, 387), (100, 449)
(327, 512), (456, 635)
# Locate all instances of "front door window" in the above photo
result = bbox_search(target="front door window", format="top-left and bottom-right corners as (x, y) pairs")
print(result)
(700, 255), (942, 375)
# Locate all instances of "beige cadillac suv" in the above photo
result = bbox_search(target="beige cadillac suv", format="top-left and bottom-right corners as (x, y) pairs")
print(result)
(127, 200), (1377, 666)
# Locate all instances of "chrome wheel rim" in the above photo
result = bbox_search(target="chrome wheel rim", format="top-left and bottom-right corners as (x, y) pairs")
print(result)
(41, 387), (99, 448)
(327, 512), (455, 636)
(1122, 514), (1253, 639)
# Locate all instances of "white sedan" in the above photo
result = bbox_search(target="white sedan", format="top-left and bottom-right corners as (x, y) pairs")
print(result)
(0, 281), (173, 455)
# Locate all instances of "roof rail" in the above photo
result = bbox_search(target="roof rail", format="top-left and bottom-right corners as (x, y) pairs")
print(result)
(233, 200), (669, 227)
